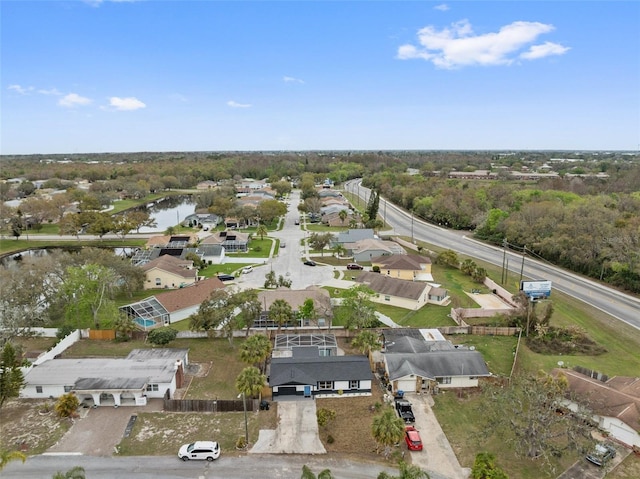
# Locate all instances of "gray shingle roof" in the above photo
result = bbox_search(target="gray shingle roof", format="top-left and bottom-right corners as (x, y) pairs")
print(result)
(385, 351), (490, 381)
(269, 355), (372, 386)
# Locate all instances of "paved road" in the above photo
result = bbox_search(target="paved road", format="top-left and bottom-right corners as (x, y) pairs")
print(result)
(3, 455), (399, 479)
(346, 180), (640, 331)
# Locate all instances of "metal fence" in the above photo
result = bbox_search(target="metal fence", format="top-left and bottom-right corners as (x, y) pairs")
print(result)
(163, 398), (257, 413)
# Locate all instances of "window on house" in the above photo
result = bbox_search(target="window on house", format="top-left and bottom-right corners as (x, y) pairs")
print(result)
(350, 380), (359, 389)
(155, 278), (161, 286)
(318, 381), (332, 390)
(146, 384), (159, 392)
(64, 385), (72, 392)
(437, 377), (452, 384)
(36, 386), (43, 393)
(384, 295), (390, 301)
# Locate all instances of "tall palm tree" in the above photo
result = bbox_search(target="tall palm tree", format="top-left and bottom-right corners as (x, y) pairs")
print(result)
(338, 209), (348, 227)
(351, 330), (382, 367)
(371, 409), (405, 458)
(376, 461), (430, 479)
(268, 299), (295, 333)
(301, 465), (335, 479)
(240, 334), (272, 373)
(235, 366), (267, 399)
(256, 224), (268, 240)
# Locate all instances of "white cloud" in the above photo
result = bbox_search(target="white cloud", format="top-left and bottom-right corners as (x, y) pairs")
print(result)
(227, 100), (252, 108)
(397, 19), (568, 69)
(58, 93), (92, 108)
(283, 76), (305, 84)
(434, 4), (449, 11)
(37, 88), (62, 96)
(8, 84), (34, 95)
(108, 96), (146, 111)
(520, 41), (570, 60)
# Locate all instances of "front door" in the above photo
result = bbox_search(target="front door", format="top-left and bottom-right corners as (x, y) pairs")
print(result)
(303, 385), (311, 398)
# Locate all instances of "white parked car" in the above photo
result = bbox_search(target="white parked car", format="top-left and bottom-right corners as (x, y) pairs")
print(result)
(242, 266), (253, 274)
(178, 441), (221, 461)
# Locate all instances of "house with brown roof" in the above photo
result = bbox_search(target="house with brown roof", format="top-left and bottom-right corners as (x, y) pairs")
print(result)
(140, 255), (198, 290)
(119, 277), (225, 328)
(356, 272), (431, 310)
(553, 368), (640, 448)
(200, 230), (250, 252)
(371, 254), (433, 281)
(144, 234), (199, 249)
(356, 272), (449, 309)
(255, 287), (333, 328)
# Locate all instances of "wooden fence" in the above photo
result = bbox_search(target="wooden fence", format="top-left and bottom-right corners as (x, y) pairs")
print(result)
(88, 329), (116, 340)
(438, 325), (520, 336)
(163, 398), (258, 413)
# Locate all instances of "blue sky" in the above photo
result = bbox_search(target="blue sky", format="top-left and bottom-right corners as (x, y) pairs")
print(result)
(2, 1), (639, 154)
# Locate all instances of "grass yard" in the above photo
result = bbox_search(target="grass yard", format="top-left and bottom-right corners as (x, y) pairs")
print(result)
(431, 389), (587, 479)
(116, 407), (277, 457)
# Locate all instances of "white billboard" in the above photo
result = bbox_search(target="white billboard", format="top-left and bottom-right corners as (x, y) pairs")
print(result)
(520, 280), (552, 299)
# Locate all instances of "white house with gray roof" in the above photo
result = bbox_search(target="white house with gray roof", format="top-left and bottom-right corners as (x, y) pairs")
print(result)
(21, 349), (188, 406)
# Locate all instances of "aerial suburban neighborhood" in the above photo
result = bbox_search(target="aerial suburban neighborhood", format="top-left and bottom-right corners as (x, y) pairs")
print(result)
(1, 149), (639, 479)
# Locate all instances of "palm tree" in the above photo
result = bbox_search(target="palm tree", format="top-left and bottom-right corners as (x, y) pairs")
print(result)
(0, 450), (26, 471)
(268, 299), (295, 333)
(338, 209), (348, 227)
(240, 334), (272, 373)
(301, 465), (335, 479)
(52, 466), (86, 479)
(371, 409), (405, 458)
(164, 225), (177, 236)
(351, 330), (382, 366)
(377, 461), (430, 479)
(235, 366), (267, 399)
(256, 224), (268, 240)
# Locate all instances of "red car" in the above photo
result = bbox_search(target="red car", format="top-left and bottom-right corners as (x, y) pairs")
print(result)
(346, 263), (364, 270)
(404, 426), (423, 451)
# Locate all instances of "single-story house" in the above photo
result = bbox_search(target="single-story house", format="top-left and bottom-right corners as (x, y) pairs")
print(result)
(144, 234), (199, 249)
(200, 230), (250, 253)
(197, 244), (225, 264)
(356, 272), (431, 310)
(21, 348), (189, 406)
(182, 211), (221, 229)
(321, 210), (359, 228)
(371, 254), (433, 282)
(196, 180), (218, 190)
(256, 287), (333, 328)
(335, 228), (375, 245)
(131, 246), (201, 267)
(140, 255), (198, 289)
(120, 277), (225, 328)
(380, 328), (490, 392)
(553, 368), (640, 448)
(269, 347), (372, 400)
(348, 239), (405, 263)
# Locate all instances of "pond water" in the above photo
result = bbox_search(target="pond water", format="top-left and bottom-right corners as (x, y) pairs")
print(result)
(135, 196), (196, 233)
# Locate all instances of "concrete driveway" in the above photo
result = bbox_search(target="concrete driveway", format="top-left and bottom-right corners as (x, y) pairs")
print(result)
(557, 445), (630, 479)
(404, 393), (470, 479)
(250, 401), (326, 455)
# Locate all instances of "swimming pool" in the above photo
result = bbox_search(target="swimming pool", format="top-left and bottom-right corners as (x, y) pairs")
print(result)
(135, 318), (156, 328)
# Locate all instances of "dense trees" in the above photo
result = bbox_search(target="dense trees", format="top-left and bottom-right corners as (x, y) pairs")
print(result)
(0, 343), (25, 408)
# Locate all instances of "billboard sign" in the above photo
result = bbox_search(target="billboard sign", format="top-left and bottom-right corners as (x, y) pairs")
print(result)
(520, 280), (552, 300)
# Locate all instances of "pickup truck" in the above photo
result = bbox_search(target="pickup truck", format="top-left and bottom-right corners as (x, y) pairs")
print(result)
(395, 398), (415, 423)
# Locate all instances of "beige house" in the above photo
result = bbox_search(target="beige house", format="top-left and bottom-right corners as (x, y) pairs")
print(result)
(141, 255), (198, 289)
(356, 272), (431, 310)
(371, 254), (433, 281)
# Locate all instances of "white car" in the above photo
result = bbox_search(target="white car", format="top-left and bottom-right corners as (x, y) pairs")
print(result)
(178, 441), (221, 461)
(241, 266), (253, 274)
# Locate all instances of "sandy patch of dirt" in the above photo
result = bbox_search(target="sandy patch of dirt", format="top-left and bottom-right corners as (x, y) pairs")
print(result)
(465, 292), (514, 310)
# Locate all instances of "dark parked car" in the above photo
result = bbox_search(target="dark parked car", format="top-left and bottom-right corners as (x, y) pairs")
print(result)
(217, 274), (235, 281)
(346, 263), (363, 270)
(304, 260), (316, 267)
(586, 443), (616, 466)
(395, 398), (415, 423)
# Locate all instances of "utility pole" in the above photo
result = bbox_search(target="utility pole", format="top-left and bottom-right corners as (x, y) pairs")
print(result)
(501, 238), (507, 284)
(519, 245), (527, 283)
